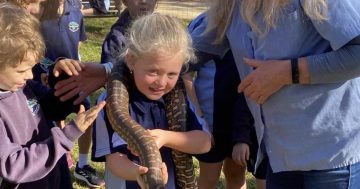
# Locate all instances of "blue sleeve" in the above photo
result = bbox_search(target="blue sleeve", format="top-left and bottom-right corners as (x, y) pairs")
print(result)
(300, 0), (360, 84)
(188, 13), (230, 59)
(186, 96), (210, 134)
(302, 0), (360, 50)
(100, 25), (126, 64)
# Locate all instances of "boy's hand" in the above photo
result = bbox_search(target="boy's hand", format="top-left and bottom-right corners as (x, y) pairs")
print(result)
(53, 58), (84, 77)
(148, 129), (168, 149)
(232, 143), (250, 167)
(54, 63), (107, 104)
(74, 101), (105, 132)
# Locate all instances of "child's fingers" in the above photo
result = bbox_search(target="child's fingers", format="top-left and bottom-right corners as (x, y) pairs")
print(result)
(138, 166), (148, 175)
(85, 101), (106, 118)
(77, 105), (85, 115)
(65, 61), (79, 76)
(161, 162), (168, 184)
(70, 60), (83, 72)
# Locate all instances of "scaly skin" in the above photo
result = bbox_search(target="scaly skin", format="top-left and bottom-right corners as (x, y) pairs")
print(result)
(106, 62), (197, 188)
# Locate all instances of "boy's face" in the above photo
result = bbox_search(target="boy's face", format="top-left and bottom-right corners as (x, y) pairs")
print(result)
(0, 52), (37, 92)
(126, 52), (183, 100)
(123, 0), (157, 18)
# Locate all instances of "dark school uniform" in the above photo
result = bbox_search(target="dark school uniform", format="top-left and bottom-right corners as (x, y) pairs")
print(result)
(92, 85), (209, 189)
(101, 8), (132, 65)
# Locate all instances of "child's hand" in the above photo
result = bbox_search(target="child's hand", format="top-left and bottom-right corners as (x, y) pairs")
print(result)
(74, 101), (105, 132)
(148, 129), (168, 149)
(232, 143), (250, 167)
(53, 58), (84, 77)
(136, 163), (168, 189)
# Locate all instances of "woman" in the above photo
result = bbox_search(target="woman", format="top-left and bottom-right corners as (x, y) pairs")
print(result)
(191, 0), (360, 188)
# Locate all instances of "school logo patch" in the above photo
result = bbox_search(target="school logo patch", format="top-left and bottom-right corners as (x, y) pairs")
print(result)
(27, 97), (40, 116)
(68, 21), (79, 32)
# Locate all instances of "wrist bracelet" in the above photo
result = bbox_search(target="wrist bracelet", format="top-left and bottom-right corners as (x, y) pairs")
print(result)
(291, 58), (299, 84)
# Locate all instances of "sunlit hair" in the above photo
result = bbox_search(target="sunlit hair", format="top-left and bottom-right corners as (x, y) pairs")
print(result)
(0, 2), (45, 69)
(207, 0), (328, 43)
(3, 0), (37, 8)
(125, 13), (196, 65)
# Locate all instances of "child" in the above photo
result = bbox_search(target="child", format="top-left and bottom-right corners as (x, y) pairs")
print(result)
(101, 0), (157, 65)
(31, 0), (105, 187)
(81, 0), (110, 16)
(92, 13), (212, 189)
(0, 2), (105, 189)
(186, 13), (266, 189)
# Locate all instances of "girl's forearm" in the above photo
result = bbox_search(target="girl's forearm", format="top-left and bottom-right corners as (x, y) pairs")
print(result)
(163, 130), (211, 154)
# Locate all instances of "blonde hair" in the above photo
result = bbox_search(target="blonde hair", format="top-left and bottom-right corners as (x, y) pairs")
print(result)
(207, 0), (328, 43)
(0, 2), (45, 68)
(125, 13), (196, 64)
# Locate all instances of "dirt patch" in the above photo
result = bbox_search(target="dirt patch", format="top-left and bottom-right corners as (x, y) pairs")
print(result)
(155, 0), (208, 20)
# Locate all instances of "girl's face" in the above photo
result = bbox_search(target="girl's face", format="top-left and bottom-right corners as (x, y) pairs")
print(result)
(122, 0), (157, 18)
(126, 52), (184, 100)
(0, 52), (36, 92)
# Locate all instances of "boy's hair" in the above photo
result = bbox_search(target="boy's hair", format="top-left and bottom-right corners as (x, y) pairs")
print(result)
(126, 13), (196, 64)
(3, 0), (37, 8)
(0, 2), (45, 69)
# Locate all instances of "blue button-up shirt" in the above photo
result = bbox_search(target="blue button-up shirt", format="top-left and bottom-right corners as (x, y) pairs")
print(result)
(192, 0), (360, 172)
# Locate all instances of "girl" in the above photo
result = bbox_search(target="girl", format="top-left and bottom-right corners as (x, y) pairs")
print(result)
(92, 13), (212, 189)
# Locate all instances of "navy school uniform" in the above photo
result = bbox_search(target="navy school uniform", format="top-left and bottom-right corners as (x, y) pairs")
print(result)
(188, 13), (266, 178)
(32, 0), (89, 109)
(101, 8), (132, 65)
(92, 85), (209, 189)
(33, 0), (86, 82)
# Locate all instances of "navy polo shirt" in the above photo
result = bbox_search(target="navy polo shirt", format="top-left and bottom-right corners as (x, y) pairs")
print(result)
(33, 0), (86, 82)
(92, 86), (207, 189)
(101, 9), (132, 64)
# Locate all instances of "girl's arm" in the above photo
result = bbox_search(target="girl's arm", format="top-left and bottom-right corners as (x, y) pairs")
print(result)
(106, 153), (148, 181)
(148, 129), (211, 154)
(105, 152), (168, 188)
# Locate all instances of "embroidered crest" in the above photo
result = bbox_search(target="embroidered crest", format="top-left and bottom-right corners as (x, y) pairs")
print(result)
(68, 21), (79, 32)
(27, 97), (40, 116)
(39, 58), (55, 73)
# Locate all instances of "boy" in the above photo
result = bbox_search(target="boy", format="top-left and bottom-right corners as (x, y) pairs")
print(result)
(0, 2), (104, 188)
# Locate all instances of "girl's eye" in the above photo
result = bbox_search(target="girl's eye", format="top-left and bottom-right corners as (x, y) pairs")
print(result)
(148, 71), (158, 76)
(167, 73), (178, 79)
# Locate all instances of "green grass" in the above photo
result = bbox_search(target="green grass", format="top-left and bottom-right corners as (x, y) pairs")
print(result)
(71, 17), (256, 189)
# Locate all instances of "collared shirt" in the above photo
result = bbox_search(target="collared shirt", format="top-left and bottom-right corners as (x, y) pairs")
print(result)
(92, 86), (208, 189)
(33, 0), (86, 82)
(192, 0), (360, 172)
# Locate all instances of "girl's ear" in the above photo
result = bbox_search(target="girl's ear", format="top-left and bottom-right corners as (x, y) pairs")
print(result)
(125, 53), (135, 70)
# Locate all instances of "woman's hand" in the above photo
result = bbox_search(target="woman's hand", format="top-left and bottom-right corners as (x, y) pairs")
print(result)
(238, 58), (292, 104)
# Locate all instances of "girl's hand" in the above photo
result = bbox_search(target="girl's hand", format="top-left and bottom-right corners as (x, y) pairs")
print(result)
(148, 129), (168, 149)
(232, 143), (250, 167)
(53, 58), (84, 77)
(238, 58), (292, 104)
(74, 101), (105, 132)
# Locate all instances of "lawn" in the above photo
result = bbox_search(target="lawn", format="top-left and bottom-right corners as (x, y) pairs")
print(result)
(70, 17), (256, 189)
